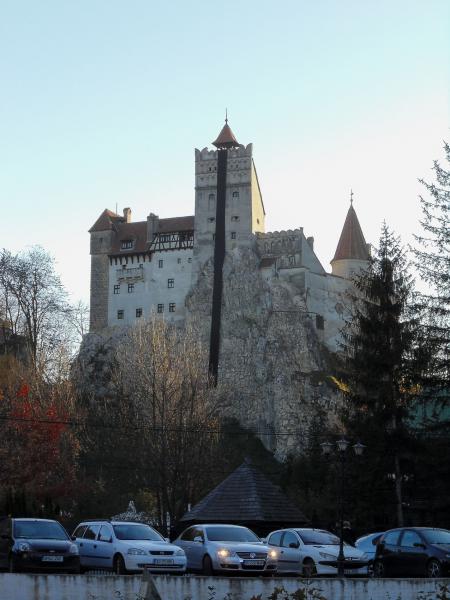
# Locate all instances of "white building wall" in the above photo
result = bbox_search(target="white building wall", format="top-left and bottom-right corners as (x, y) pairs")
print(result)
(107, 248), (193, 327)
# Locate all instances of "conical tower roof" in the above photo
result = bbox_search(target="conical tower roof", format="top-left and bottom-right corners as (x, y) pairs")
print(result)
(332, 203), (369, 262)
(212, 118), (240, 148)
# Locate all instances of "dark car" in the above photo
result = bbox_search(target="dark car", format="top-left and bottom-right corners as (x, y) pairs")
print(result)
(374, 527), (450, 578)
(0, 517), (80, 573)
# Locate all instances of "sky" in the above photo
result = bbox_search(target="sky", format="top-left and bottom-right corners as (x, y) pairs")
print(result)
(1, 0), (449, 305)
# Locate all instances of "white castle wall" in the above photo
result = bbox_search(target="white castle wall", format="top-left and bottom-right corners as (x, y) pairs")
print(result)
(107, 248), (193, 327)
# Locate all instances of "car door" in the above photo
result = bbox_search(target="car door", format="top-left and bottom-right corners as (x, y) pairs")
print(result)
(188, 527), (206, 570)
(95, 524), (115, 569)
(176, 527), (196, 569)
(279, 531), (302, 574)
(0, 518), (12, 568)
(397, 530), (428, 576)
(267, 531), (284, 572)
(378, 530), (401, 575)
(79, 524), (101, 568)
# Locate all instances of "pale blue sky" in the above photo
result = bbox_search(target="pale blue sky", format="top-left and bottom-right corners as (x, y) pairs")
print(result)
(1, 0), (449, 303)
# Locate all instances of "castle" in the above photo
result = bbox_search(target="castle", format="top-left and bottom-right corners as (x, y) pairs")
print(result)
(87, 120), (370, 453)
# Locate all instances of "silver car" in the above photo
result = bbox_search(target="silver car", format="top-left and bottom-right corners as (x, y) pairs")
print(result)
(174, 524), (278, 575)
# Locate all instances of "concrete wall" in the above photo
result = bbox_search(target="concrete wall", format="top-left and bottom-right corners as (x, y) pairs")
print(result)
(0, 574), (449, 600)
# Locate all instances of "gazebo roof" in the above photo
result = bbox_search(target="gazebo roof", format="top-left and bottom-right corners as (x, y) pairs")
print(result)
(180, 460), (308, 525)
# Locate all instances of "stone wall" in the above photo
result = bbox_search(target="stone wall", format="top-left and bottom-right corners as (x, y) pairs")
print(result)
(0, 573), (448, 600)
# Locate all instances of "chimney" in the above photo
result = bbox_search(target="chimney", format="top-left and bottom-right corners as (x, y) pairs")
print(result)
(123, 207), (132, 223)
(307, 236), (314, 250)
(147, 213), (159, 243)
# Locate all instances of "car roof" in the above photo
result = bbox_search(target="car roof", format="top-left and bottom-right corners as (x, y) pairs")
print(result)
(13, 518), (60, 523)
(196, 524), (250, 528)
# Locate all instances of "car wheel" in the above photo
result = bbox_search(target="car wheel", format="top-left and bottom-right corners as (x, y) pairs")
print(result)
(426, 559), (442, 578)
(113, 554), (127, 575)
(202, 555), (214, 576)
(302, 558), (316, 577)
(373, 560), (385, 578)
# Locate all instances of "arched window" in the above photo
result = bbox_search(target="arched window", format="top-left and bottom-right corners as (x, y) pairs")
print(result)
(208, 193), (215, 212)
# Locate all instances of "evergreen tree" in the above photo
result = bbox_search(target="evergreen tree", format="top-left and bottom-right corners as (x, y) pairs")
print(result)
(339, 225), (424, 527)
(413, 142), (450, 390)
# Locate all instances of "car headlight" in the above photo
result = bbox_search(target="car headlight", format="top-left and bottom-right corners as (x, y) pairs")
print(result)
(69, 544), (79, 555)
(217, 548), (236, 558)
(127, 548), (147, 555)
(319, 552), (336, 560)
(175, 549), (185, 556)
(269, 549), (278, 560)
(18, 542), (31, 552)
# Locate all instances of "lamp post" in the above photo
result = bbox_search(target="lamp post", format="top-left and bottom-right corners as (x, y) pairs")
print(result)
(320, 438), (366, 577)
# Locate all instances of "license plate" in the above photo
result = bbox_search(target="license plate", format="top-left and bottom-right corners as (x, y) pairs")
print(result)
(154, 558), (173, 565)
(243, 559), (265, 566)
(42, 556), (64, 562)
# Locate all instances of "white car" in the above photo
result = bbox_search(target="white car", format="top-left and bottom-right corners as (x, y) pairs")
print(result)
(267, 528), (367, 576)
(72, 520), (186, 574)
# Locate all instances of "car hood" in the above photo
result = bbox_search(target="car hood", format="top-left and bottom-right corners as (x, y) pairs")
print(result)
(310, 545), (364, 559)
(208, 541), (268, 553)
(16, 539), (72, 551)
(118, 541), (182, 552)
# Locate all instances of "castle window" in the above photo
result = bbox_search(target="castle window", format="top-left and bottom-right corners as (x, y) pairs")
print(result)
(232, 191), (239, 199)
(136, 308), (142, 318)
(121, 240), (133, 250)
(208, 217), (215, 223)
(188, 257), (192, 263)
(208, 194), (215, 211)
(212, 234), (215, 241)
(168, 278), (174, 288)
(289, 255), (295, 265)
(158, 259), (163, 268)
(316, 315), (324, 330)
(117, 310), (124, 320)
(177, 258), (181, 264)
(169, 303), (176, 313)
(113, 285), (120, 295)
(157, 304), (164, 313)
(231, 232), (236, 240)
(128, 283), (134, 293)
(231, 215), (239, 222)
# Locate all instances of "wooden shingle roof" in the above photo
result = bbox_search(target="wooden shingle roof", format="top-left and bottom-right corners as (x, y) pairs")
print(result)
(180, 461), (308, 525)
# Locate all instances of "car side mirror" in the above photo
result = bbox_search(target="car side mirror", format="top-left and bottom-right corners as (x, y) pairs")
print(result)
(193, 536), (203, 543)
(164, 537), (169, 543)
(261, 538), (267, 544)
(289, 542), (299, 549)
(71, 535), (76, 541)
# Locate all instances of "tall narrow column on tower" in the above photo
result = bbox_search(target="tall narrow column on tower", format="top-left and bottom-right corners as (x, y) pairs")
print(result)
(209, 118), (240, 385)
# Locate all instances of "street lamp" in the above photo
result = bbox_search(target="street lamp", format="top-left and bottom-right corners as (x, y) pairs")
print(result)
(320, 438), (366, 577)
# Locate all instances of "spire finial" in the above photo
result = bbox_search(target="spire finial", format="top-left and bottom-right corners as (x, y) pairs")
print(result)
(225, 108), (228, 124)
(350, 189), (354, 205)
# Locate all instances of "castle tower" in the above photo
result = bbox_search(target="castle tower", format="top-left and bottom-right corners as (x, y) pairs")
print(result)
(331, 197), (370, 279)
(192, 119), (265, 272)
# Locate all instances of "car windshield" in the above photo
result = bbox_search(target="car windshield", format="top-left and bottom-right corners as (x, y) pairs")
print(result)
(14, 520), (68, 540)
(421, 529), (450, 545)
(296, 530), (340, 545)
(112, 524), (164, 541)
(206, 526), (260, 543)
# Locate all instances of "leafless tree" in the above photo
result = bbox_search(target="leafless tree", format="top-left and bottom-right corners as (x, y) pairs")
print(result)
(115, 316), (226, 529)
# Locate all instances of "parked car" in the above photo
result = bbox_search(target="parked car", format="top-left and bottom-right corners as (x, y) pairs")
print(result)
(174, 524), (278, 575)
(72, 520), (186, 574)
(355, 532), (384, 575)
(0, 517), (80, 573)
(374, 527), (450, 578)
(266, 528), (367, 576)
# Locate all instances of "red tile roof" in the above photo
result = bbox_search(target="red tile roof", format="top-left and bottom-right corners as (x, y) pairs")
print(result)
(212, 121), (240, 148)
(332, 204), (369, 262)
(89, 209), (124, 232)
